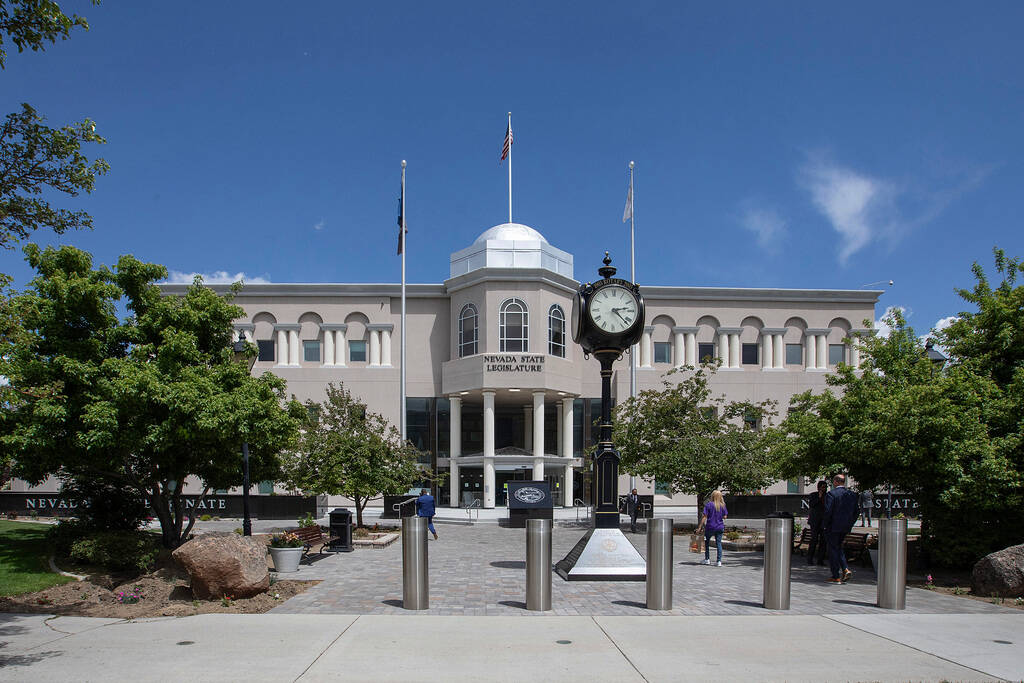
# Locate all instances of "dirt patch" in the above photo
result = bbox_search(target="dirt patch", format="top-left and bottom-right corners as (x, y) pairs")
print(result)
(908, 574), (1024, 610)
(0, 544), (319, 618)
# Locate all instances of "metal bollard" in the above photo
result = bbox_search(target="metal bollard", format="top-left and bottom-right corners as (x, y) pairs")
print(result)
(402, 516), (428, 610)
(763, 513), (792, 610)
(877, 517), (907, 609)
(526, 518), (552, 611)
(646, 517), (673, 610)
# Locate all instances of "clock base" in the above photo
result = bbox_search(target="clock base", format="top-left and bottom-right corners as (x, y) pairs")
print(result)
(555, 528), (647, 581)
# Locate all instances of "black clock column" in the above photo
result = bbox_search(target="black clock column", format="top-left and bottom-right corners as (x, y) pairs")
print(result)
(592, 350), (621, 528)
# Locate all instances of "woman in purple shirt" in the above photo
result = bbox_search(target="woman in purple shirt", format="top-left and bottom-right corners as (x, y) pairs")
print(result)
(700, 490), (728, 566)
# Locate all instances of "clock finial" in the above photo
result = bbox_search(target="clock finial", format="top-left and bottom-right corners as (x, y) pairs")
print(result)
(598, 252), (617, 279)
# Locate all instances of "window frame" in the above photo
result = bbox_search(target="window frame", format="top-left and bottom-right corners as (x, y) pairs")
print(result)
(548, 304), (565, 357)
(349, 339), (367, 363)
(499, 298), (529, 353)
(653, 341), (672, 364)
(785, 343), (803, 366)
(302, 339), (321, 363)
(257, 339), (275, 362)
(697, 342), (715, 363)
(828, 343), (846, 366)
(741, 342), (759, 365)
(458, 304), (478, 358)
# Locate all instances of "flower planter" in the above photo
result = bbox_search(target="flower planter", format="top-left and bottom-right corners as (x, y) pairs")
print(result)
(269, 546), (303, 573)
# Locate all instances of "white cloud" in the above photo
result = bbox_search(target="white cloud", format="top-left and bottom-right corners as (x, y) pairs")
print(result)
(932, 316), (957, 333)
(163, 270), (271, 285)
(873, 305), (906, 338)
(739, 204), (787, 252)
(313, 219), (325, 231)
(800, 156), (895, 265)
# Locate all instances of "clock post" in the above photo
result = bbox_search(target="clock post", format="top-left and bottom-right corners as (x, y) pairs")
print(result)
(556, 252), (647, 580)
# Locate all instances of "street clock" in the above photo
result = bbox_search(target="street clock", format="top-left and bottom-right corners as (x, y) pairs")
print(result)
(571, 252), (645, 356)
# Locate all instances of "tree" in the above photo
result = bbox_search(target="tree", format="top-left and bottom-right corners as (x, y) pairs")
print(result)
(0, 0), (99, 68)
(612, 363), (784, 513)
(281, 382), (433, 528)
(1, 245), (302, 548)
(781, 306), (1017, 567)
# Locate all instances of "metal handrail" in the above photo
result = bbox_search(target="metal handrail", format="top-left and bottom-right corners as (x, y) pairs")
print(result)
(574, 498), (591, 522)
(464, 498), (481, 523)
(393, 497), (417, 514)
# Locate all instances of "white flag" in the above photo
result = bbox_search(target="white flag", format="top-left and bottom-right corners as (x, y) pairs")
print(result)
(622, 184), (633, 223)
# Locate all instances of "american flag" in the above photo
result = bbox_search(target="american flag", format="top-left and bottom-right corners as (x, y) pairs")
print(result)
(500, 121), (513, 164)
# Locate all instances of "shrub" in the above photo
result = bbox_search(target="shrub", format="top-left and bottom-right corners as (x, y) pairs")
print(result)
(199, 514), (212, 522)
(47, 519), (94, 555)
(269, 532), (302, 548)
(297, 513), (317, 528)
(59, 478), (148, 531)
(725, 531), (741, 541)
(68, 531), (160, 571)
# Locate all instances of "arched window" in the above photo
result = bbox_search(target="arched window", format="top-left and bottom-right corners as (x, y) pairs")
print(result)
(548, 304), (565, 357)
(499, 298), (529, 352)
(458, 304), (478, 357)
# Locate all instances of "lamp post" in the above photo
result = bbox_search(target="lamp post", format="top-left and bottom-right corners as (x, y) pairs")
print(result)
(233, 340), (258, 536)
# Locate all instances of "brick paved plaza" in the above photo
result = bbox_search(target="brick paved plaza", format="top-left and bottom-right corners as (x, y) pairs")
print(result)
(271, 522), (1012, 617)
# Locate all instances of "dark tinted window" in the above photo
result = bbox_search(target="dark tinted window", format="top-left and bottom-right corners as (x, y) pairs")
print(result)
(257, 340), (275, 362)
(741, 343), (759, 365)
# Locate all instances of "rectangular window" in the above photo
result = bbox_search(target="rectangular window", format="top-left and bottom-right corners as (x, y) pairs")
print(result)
(653, 342), (672, 364)
(741, 343), (759, 365)
(655, 480), (671, 496)
(743, 410), (759, 430)
(349, 340), (367, 362)
(258, 481), (273, 494)
(697, 342), (715, 363)
(785, 343), (803, 365)
(303, 340), (321, 363)
(257, 340), (275, 362)
(828, 344), (846, 366)
(786, 479), (799, 494)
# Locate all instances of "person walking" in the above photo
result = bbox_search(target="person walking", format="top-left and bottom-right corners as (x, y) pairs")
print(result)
(806, 480), (828, 566)
(823, 474), (859, 583)
(626, 488), (641, 533)
(415, 488), (438, 540)
(859, 488), (874, 527)
(700, 490), (728, 566)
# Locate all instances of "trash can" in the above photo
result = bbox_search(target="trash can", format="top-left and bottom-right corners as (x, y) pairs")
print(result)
(763, 512), (793, 610)
(328, 508), (353, 552)
(877, 517), (907, 609)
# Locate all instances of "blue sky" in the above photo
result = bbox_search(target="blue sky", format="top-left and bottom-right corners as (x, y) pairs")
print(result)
(3, 2), (1022, 336)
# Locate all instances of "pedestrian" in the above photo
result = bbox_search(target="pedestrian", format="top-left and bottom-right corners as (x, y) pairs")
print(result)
(859, 487), (874, 527)
(626, 488), (640, 533)
(700, 490), (728, 566)
(416, 488), (438, 540)
(806, 480), (828, 566)
(823, 474), (859, 584)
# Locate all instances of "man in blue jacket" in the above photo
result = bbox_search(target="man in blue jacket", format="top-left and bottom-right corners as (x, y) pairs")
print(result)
(416, 488), (438, 540)
(823, 474), (859, 583)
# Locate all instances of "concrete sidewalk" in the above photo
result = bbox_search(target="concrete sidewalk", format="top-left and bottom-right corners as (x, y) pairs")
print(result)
(2, 612), (1021, 682)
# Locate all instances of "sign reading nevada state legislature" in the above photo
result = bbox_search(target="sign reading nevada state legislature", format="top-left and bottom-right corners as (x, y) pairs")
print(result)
(484, 354), (544, 372)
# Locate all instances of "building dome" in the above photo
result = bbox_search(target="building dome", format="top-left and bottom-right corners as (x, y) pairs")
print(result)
(473, 223), (549, 245)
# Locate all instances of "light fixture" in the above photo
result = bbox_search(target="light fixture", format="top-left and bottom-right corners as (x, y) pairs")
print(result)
(459, 391), (469, 395)
(508, 388), (520, 392)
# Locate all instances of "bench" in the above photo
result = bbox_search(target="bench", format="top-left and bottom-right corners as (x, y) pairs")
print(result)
(793, 528), (869, 564)
(793, 527), (813, 554)
(291, 525), (337, 561)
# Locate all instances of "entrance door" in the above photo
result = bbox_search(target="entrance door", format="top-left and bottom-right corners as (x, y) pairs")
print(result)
(459, 469), (483, 507)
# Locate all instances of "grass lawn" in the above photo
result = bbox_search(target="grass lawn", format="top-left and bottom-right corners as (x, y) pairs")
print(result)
(0, 520), (76, 596)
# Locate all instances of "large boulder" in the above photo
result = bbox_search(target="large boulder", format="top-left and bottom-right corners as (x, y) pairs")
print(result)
(971, 543), (1024, 598)
(171, 532), (269, 599)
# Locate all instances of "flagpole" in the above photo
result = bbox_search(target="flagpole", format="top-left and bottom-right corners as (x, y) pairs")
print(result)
(507, 112), (513, 223)
(628, 160), (636, 492)
(400, 160), (407, 442)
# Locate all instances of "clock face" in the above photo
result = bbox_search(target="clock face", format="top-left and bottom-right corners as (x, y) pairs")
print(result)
(588, 285), (639, 334)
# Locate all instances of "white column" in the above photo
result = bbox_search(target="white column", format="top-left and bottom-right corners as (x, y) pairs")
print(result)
(336, 327), (347, 366)
(369, 329), (381, 366)
(805, 333), (817, 370)
(718, 332), (729, 365)
(276, 328), (288, 365)
(288, 329), (299, 366)
(562, 398), (574, 507)
(640, 327), (653, 368)
(483, 391), (495, 509)
(449, 397), (462, 507)
(762, 332), (773, 370)
(381, 327), (392, 366)
(851, 336), (861, 369)
(685, 332), (697, 366)
(323, 328), (334, 366)
(816, 334), (828, 369)
(729, 333), (740, 368)
(673, 330), (685, 368)
(774, 333), (784, 369)
(523, 405), (532, 450)
(556, 401), (564, 457)
(532, 391), (545, 481)
(241, 328), (253, 343)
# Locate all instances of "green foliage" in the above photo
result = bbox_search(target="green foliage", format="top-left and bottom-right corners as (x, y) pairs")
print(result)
(612, 363), (784, 510)
(58, 477), (148, 531)
(281, 382), (434, 528)
(2, 245), (302, 549)
(0, 520), (75, 596)
(297, 512), (317, 528)
(268, 532), (302, 548)
(0, 103), (109, 249)
(0, 0), (99, 68)
(68, 530), (159, 572)
(199, 514), (212, 522)
(780, 251), (1024, 567)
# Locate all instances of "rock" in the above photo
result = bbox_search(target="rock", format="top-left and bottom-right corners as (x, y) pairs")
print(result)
(972, 543), (1024, 598)
(171, 532), (269, 599)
